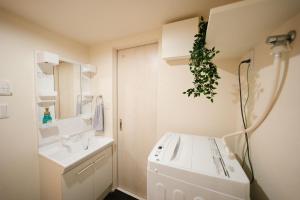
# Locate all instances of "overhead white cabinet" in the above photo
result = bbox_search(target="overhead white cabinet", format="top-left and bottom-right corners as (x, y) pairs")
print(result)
(206, 0), (300, 59)
(161, 17), (198, 60)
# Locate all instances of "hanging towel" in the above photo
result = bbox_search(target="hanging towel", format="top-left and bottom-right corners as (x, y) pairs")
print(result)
(93, 96), (104, 131)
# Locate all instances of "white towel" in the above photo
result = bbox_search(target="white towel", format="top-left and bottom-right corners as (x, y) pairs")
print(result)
(93, 101), (104, 131)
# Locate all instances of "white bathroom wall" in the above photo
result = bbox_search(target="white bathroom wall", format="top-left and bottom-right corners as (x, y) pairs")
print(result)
(233, 12), (300, 200)
(156, 58), (240, 139)
(0, 8), (88, 200)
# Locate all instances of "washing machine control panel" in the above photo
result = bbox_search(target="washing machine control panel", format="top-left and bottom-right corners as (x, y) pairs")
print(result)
(153, 145), (163, 161)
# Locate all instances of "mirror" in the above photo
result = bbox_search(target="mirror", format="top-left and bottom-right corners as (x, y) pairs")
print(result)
(36, 52), (96, 125)
(53, 61), (81, 119)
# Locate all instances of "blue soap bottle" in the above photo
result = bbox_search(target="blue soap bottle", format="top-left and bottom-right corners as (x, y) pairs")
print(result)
(43, 107), (52, 124)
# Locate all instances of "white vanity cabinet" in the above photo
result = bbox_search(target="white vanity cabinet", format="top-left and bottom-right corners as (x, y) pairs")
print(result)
(39, 145), (113, 200)
(62, 146), (112, 200)
(93, 151), (113, 199)
(62, 160), (94, 200)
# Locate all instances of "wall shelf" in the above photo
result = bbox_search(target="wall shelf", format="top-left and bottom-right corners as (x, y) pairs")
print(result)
(38, 63), (55, 74)
(38, 91), (57, 100)
(81, 74), (91, 80)
(81, 64), (97, 77)
(37, 100), (56, 107)
(206, 0), (300, 59)
(37, 51), (59, 74)
(80, 113), (93, 120)
(81, 94), (94, 104)
(39, 121), (57, 130)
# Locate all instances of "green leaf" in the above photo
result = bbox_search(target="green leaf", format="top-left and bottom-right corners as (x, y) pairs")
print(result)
(183, 16), (221, 102)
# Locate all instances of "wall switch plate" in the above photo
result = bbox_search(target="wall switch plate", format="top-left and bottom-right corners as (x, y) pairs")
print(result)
(0, 104), (9, 119)
(0, 80), (12, 96)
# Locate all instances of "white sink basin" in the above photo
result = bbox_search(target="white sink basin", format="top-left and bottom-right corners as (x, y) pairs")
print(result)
(39, 130), (113, 171)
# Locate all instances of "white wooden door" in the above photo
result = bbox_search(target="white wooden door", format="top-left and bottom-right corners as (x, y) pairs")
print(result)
(117, 43), (159, 198)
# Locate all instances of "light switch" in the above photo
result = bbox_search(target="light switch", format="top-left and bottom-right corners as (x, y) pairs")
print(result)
(0, 104), (9, 119)
(0, 80), (12, 96)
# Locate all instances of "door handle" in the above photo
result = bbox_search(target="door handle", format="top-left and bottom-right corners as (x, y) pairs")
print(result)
(120, 119), (122, 131)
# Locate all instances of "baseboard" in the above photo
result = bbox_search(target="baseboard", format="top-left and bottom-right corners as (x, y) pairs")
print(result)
(117, 187), (146, 200)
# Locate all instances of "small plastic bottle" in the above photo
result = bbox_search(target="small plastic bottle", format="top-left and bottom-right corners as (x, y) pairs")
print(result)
(43, 107), (52, 124)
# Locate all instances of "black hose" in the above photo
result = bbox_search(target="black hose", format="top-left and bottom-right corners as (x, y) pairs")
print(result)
(238, 60), (255, 184)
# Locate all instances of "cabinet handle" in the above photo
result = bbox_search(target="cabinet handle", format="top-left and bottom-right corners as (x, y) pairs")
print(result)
(77, 162), (94, 175)
(94, 155), (105, 164)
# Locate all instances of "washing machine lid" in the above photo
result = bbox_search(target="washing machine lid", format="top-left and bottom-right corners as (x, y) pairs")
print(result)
(148, 132), (249, 199)
(149, 132), (249, 182)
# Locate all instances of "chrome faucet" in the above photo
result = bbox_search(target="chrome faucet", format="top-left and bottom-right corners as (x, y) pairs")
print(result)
(82, 137), (90, 150)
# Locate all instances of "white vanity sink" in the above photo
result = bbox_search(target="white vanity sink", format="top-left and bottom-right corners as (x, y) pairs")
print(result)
(39, 130), (113, 171)
(39, 130), (113, 200)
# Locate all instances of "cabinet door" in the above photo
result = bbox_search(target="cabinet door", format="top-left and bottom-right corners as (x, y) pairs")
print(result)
(94, 147), (113, 200)
(62, 159), (94, 200)
(162, 17), (199, 60)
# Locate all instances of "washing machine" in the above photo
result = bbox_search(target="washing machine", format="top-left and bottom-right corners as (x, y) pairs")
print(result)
(147, 132), (250, 200)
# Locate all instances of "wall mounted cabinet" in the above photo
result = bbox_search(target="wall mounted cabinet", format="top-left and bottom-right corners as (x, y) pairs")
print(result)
(206, 0), (300, 59)
(161, 17), (198, 60)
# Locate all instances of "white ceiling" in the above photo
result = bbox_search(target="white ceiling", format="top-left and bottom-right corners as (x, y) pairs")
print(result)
(0, 0), (238, 45)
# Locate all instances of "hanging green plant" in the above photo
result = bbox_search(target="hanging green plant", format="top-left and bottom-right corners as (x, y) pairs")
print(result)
(183, 16), (220, 102)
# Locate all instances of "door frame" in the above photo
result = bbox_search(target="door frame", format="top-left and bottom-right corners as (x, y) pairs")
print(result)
(112, 41), (159, 196)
